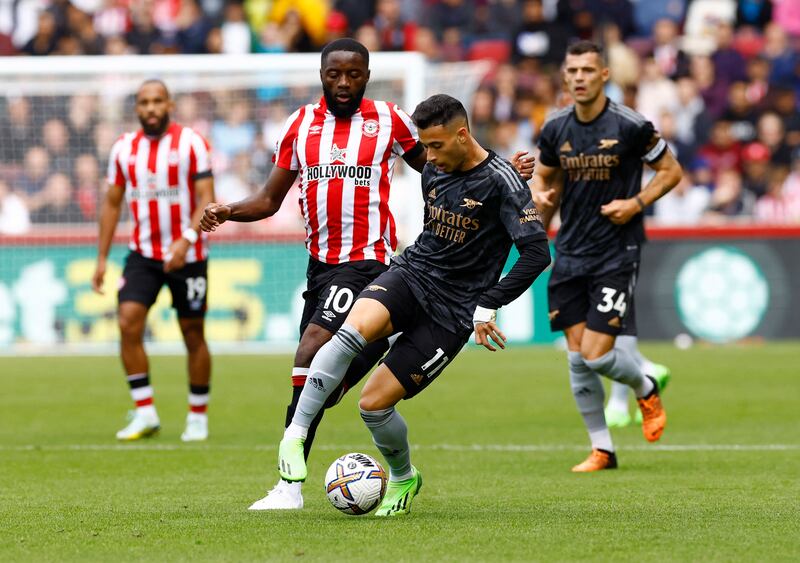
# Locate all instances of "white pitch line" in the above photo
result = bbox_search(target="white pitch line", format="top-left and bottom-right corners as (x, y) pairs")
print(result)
(1, 443), (798, 452)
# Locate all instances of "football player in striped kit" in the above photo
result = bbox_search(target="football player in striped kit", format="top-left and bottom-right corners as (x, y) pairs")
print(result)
(201, 39), (535, 510)
(93, 79), (215, 443)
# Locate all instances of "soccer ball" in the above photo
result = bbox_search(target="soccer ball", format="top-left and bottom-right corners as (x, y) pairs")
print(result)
(324, 452), (387, 515)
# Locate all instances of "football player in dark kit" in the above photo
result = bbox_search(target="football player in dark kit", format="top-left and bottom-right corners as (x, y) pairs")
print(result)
(276, 94), (551, 515)
(532, 41), (683, 472)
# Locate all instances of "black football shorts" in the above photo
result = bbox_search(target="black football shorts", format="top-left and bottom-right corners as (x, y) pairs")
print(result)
(358, 268), (471, 399)
(547, 262), (639, 336)
(118, 251), (208, 318)
(299, 258), (389, 336)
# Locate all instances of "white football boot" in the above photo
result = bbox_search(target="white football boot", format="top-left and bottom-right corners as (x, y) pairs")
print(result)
(180, 412), (209, 442)
(116, 407), (160, 441)
(248, 479), (304, 510)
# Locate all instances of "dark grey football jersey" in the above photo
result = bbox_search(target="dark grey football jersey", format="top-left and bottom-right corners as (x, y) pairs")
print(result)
(392, 151), (547, 333)
(538, 99), (667, 272)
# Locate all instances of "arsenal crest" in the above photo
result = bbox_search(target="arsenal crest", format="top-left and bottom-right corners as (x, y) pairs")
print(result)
(362, 119), (379, 137)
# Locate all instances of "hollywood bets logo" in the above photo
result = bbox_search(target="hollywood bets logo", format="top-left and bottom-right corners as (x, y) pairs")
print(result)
(306, 144), (374, 187)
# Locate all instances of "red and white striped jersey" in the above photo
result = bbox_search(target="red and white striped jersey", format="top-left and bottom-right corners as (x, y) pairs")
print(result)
(107, 122), (212, 263)
(274, 96), (420, 265)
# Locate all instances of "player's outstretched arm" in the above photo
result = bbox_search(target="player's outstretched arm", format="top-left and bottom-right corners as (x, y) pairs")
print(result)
(92, 183), (125, 294)
(200, 166), (298, 232)
(474, 237), (551, 351)
(600, 149), (682, 225)
(531, 162), (564, 230)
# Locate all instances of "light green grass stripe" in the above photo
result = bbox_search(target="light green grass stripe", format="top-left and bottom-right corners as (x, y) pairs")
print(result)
(2, 443), (798, 452)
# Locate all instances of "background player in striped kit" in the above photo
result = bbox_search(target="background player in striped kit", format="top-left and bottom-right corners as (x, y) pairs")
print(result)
(200, 39), (534, 510)
(92, 79), (215, 443)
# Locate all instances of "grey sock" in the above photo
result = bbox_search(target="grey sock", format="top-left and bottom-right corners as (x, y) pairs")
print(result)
(360, 407), (412, 481)
(584, 348), (651, 397)
(610, 336), (644, 407)
(292, 324), (366, 428)
(568, 351), (612, 451)
(615, 335), (646, 367)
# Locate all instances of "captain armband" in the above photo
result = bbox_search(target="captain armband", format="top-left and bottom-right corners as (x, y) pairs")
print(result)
(641, 138), (667, 164)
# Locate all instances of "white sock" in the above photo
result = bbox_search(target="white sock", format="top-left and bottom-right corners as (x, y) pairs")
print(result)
(589, 427), (614, 452)
(607, 381), (630, 412)
(635, 375), (655, 398)
(283, 422), (308, 441)
(136, 404), (158, 419)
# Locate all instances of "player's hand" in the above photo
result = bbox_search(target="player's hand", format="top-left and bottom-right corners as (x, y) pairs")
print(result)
(510, 151), (535, 181)
(91, 259), (106, 295)
(473, 305), (505, 351)
(200, 203), (231, 232)
(600, 198), (640, 225)
(532, 188), (557, 212)
(474, 321), (506, 352)
(164, 238), (190, 272)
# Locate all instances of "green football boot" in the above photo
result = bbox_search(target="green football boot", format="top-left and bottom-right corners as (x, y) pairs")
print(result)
(375, 467), (422, 517)
(604, 405), (633, 428)
(278, 437), (307, 482)
(635, 363), (671, 424)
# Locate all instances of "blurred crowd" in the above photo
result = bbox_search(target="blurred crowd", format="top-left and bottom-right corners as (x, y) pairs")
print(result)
(0, 0), (799, 233)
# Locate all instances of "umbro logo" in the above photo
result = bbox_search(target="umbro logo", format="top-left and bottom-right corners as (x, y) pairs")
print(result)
(322, 310), (336, 320)
(330, 143), (347, 164)
(598, 138), (619, 149)
(428, 188), (436, 200)
(308, 377), (325, 391)
(461, 198), (483, 209)
(410, 373), (424, 385)
(560, 141), (573, 152)
(548, 309), (560, 321)
(367, 285), (387, 292)
(308, 125), (322, 135)
(575, 386), (593, 397)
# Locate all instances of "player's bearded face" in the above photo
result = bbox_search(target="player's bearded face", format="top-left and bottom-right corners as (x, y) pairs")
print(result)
(323, 83), (367, 118)
(321, 51), (370, 118)
(136, 84), (172, 136)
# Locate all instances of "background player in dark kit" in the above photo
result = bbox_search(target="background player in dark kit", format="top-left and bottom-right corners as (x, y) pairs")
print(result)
(532, 41), (682, 472)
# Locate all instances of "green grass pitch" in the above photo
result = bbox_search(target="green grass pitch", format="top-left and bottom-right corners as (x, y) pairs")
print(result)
(1, 343), (798, 561)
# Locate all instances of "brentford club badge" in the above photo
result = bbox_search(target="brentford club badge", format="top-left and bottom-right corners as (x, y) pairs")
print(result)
(362, 119), (379, 137)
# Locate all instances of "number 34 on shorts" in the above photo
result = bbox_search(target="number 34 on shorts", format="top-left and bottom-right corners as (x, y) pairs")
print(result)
(597, 287), (627, 316)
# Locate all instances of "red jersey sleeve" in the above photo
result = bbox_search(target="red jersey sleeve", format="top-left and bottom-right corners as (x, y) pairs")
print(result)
(106, 135), (126, 187)
(388, 103), (419, 156)
(273, 107), (306, 170)
(189, 130), (213, 176)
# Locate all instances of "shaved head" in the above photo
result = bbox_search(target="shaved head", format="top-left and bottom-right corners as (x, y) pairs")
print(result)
(137, 79), (170, 101)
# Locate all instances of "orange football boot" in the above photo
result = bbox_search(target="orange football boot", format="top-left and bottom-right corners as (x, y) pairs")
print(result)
(571, 448), (618, 472)
(637, 376), (667, 442)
